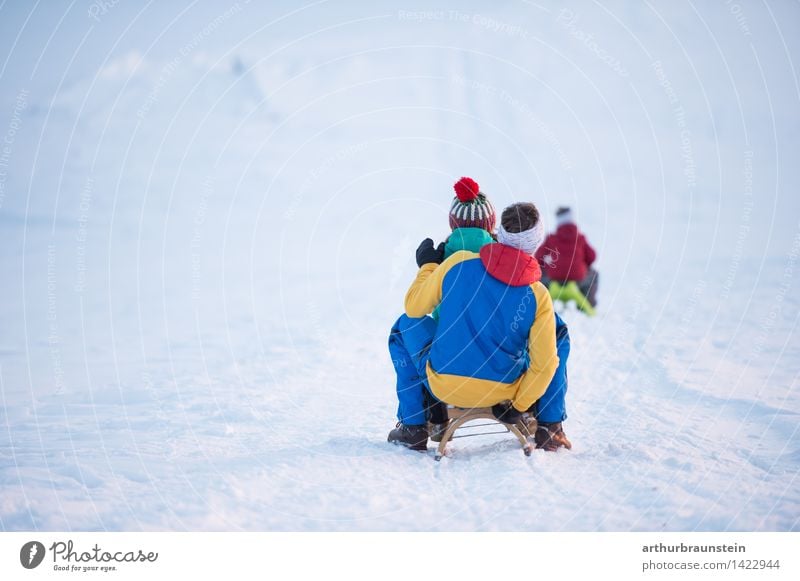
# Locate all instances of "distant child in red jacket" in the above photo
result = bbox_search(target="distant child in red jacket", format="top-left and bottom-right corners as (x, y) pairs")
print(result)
(535, 207), (599, 308)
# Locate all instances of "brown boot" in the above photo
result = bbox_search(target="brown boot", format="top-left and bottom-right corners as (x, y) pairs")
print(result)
(535, 422), (572, 451)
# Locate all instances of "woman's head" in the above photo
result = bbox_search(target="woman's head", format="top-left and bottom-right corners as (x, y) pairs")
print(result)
(497, 202), (545, 255)
(500, 202), (540, 233)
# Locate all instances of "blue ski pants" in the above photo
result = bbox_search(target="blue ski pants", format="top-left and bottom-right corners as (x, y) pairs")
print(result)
(388, 313), (570, 425)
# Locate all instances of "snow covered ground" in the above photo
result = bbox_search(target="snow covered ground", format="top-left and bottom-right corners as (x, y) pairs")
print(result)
(0, 1), (798, 531)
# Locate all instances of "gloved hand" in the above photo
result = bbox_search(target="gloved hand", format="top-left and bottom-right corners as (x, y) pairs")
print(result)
(491, 401), (523, 425)
(415, 238), (445, 268)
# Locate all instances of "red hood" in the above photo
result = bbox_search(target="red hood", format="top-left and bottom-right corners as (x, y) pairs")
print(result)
(555, 223), (579, 240)
(479, 243), (541, 287)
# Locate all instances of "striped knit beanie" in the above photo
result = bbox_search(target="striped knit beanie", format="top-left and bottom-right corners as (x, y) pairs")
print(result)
(449, 177), (496, 232)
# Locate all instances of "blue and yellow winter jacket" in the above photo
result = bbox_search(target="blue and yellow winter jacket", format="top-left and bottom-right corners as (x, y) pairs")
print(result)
(432, 227), (495, 320)
(405, 243), (559, 412)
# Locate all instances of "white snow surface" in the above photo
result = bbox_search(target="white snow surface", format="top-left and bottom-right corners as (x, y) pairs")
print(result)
(0, 1), (798, 531)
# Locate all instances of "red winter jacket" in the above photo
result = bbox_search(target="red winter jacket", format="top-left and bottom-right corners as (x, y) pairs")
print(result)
(535, 223), (596, 282)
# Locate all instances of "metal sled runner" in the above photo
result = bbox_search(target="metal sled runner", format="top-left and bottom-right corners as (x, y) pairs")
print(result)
(434, 407), (536, 461)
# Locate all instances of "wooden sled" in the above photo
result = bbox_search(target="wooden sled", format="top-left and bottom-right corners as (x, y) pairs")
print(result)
(434, 407), (536, 461)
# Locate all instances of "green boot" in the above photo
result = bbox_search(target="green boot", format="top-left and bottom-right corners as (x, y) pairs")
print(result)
(563, 281), (596, 316)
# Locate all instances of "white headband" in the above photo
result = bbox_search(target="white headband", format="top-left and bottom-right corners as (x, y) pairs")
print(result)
(496, 219), (545, 255)
(556, 209), (574, 226)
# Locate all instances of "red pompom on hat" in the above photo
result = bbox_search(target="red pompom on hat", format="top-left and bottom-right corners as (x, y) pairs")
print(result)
(454, 177), (480, 201)
(449, 177), (496, 233)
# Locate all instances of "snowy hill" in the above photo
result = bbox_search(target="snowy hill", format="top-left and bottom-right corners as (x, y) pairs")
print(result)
(0, 0), (798, 531)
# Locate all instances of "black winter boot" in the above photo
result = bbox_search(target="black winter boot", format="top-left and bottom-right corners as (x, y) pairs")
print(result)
(428, 421), (450, 443)
(428, 400), (449, 425)
(388, 422), (428, 452)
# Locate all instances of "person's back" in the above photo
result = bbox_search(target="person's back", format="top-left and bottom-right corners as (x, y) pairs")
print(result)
(411, 244), (551, 410)
(536, 206), (599, 308)
(537, 222), (592, 282)
(403, 203), (559, 415)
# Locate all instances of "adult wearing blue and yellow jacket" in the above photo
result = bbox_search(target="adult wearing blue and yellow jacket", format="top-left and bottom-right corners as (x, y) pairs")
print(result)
(388, 202), (571, 452)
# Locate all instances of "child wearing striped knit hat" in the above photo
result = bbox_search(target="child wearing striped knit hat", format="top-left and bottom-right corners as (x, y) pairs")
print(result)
(393, 177), (497, 437)
(413, 176), (497, 281)
(424, 177), (497, 303)
(441, 176), (496, 258)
